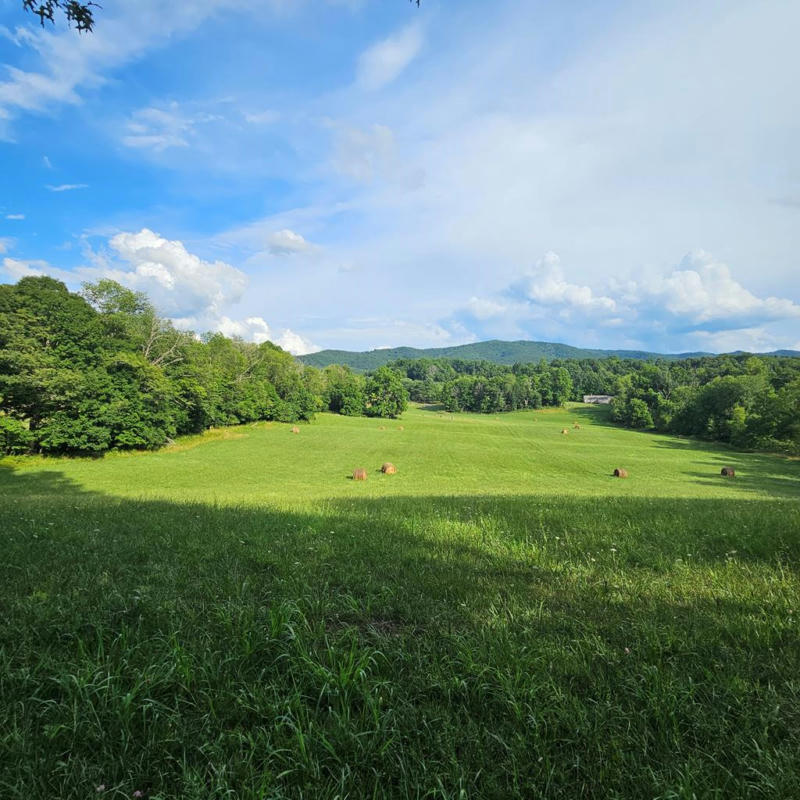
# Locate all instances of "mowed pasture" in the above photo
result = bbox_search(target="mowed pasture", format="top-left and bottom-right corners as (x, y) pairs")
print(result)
(1, 404), (799, 799)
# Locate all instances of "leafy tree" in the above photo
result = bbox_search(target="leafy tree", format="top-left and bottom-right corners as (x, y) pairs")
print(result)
(627, 398), (654, 429)
(364, 367), (408, 418)
(323, 365), (365, 416)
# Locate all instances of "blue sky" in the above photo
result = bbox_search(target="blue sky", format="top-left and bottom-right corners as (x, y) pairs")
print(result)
(1, 0), (799, 354)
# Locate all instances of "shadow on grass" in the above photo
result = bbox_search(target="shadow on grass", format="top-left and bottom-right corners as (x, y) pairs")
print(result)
(2, 462), (800, 799)
(652, 439), (800, 499)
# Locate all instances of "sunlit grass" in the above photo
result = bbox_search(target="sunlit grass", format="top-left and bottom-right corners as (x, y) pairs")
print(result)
(1, 405), (799, 798)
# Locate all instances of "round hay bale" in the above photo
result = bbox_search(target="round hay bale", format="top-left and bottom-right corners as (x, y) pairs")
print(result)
(381, 462), (397, 474)
(291, 426), (300, 434)
(613, 468), (628, 478)
(721, 466), (736, 477)
(352, 468), (368, 481)
(561, 428), (569, 435)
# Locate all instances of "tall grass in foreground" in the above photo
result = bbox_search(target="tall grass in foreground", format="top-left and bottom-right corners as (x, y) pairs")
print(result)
(2, 480), (799, 798)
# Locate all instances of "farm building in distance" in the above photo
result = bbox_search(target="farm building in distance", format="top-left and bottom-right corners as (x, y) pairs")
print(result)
(583, 394), (614, 404)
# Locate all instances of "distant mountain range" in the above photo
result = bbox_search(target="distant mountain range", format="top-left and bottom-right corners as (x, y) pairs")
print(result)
(297, 339), (800, 371)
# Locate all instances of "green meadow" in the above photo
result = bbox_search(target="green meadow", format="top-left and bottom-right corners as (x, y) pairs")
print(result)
(2, 404), (799, 799)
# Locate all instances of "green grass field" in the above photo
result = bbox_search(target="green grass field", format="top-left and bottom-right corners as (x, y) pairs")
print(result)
(2, 404), (799, 799)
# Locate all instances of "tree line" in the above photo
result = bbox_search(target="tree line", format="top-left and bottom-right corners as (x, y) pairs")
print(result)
(387, 354), (800, 454)
(2, 277), (797, 456)
(0, 277), (407, 455)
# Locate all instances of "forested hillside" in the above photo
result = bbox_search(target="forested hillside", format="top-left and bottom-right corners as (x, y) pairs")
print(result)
(299, 340), (713, 369)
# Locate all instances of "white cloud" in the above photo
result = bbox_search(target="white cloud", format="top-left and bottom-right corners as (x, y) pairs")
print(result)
(622, 250), (800, 328)
(121, 103), (220, 152)
(329, 122), (395, 182)
(0, 1), (246, 132)
(42, 155), (52, 168)
(0, 238), (12, 254)
(356, 23), (423, 91)
(5, 213), (24, 220)
(178, 314), (318, 354)
(458, 250), (800, 352)
(275, 328), (319, 355)
(215, 315), (272, 343)
(268, 229), (313, 256)
(243, 109), (280, 125)
(467, 296), (507, 320)
(1, 257), (77, 283)
(309, 317), (474, 351)
(511, 251), (617, 315)
(46, 183), (88, 192)
(2, 231), (319, 354)
(105, 228), (247, 318)
(2, 257), (43, 280)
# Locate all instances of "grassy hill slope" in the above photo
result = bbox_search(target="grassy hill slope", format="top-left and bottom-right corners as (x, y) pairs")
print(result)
(2, 405), (799, 798)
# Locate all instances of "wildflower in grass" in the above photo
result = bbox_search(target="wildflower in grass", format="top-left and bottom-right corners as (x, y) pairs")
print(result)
(95, 786), (105, 793)
(133, 792), (144, 798)
(624, 647), (631, 655)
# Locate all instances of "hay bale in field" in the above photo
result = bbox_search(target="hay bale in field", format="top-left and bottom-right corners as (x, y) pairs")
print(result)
(352, 468), (368, 481)
(381, 462), (397, 474)
(398, 425), (404, 431)
(613, 468), (628, 478)
(721, 466), (736, 477)
(561, 428), (569, 435)
(573, 423), (581, 429)
(291, 426), (300, 434)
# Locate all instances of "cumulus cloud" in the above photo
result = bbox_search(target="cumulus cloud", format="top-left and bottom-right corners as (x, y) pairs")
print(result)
(42, 155), (52, 168)
(5, 213), (24, 220)
(46, 183), (88, 192)
(356, 23), (423, 91)
(510, 252), (617, 315)
(458, 250), (800, 352)
(622, 250), (800, 329)
(180, 313), (318, 354)
(215, 315), (272, 343)
(2, 229), (318, 353)
(275, 328), (319, 356)
(105, 228), (247, 318)
(268, 229), (313, 256)
(0, 238), (13, 254)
